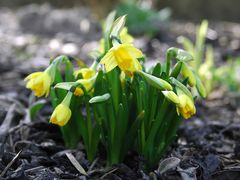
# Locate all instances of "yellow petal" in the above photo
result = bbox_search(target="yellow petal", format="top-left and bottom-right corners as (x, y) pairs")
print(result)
(24, 72), (43, 81)
(50, 104), (71, 126)
(122, 44), (143, 59)
(120, 27), (134, 44)
(100, 51), (118, 72)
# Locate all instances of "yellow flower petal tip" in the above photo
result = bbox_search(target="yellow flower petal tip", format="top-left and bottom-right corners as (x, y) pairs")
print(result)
(176, 94), (196, 119)
(25, 71), (51, 97)
(120, 27), (134, 44)
(100, 43), (143, 74)
(50, 104), (72, 126)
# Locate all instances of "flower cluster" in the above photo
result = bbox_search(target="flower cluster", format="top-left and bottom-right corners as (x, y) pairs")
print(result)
(24, 13), (205, 169)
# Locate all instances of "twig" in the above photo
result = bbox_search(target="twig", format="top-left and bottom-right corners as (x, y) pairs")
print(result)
(100, 168), (118, 179)
(0, 150), (22, 178)
(24, 166), (45, 173)
(88, 158), (98, 172)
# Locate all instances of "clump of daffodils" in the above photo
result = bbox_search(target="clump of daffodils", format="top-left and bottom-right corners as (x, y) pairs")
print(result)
(24, 12), (205, 169)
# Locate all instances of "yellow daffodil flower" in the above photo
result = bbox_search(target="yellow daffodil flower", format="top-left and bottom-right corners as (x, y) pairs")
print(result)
(50, 104), (72, 126)
(100, 43), (143, 74)
(50, 92), (72, 126)
(25, 71), (51, 97)
(74, 68), (96, 79)
(176, 93), (196, 119)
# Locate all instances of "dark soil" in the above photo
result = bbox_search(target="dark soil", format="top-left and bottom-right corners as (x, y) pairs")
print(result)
(0, 4), (240, 180)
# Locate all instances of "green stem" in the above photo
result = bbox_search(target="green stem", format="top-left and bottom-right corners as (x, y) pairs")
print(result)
(86, 100), (92, 150)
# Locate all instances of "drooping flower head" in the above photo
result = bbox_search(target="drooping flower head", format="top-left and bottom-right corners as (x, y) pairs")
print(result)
(176, 93), (196, 119)
(25, 71), (51, 97)
(50, 92), (72, 126)
(50, 104), (72, 126)
(100, 43), (143, 75)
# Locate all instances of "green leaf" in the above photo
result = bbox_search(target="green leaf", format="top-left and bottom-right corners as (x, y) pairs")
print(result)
(170, 61), (182, 78)
(151, 63), (161, 77)
(29, 100), (46, 120)
(196, 20), (208, 52)
(194, 71), (206, 98)
(89, 93), (111, 104)
(65, 60), (74, 82)
(125, 110), (144, 152)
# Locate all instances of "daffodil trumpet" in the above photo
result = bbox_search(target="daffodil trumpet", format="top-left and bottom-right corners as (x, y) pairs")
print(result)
(176, 89), (196, 119)
(100, 43), (143, 75)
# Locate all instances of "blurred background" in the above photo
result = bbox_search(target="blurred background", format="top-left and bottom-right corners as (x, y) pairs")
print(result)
(0, 0), (240, 97)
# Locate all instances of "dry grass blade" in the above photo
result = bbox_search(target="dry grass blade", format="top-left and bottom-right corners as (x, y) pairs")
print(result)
(65, 152), (88, 176)
(0, 150), (22, 178)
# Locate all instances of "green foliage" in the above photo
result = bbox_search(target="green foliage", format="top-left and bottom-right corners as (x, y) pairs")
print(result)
(215, 57), (240, 92)
(116, 1), (171, 36)
(178, 20), (240, 94)
(177, 20), (215, 96)
(29, 100), (46, 120)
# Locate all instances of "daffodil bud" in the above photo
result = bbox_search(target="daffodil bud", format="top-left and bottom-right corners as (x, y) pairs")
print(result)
(137, 71), (173, 91)
(25, 70), (52, 97)
(181, 62), (196, 87)
(162, 91), (179, 104)
(89, 93), (111, 104)
(176, 89), (196, 119)
(50, 92), (72, 126)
